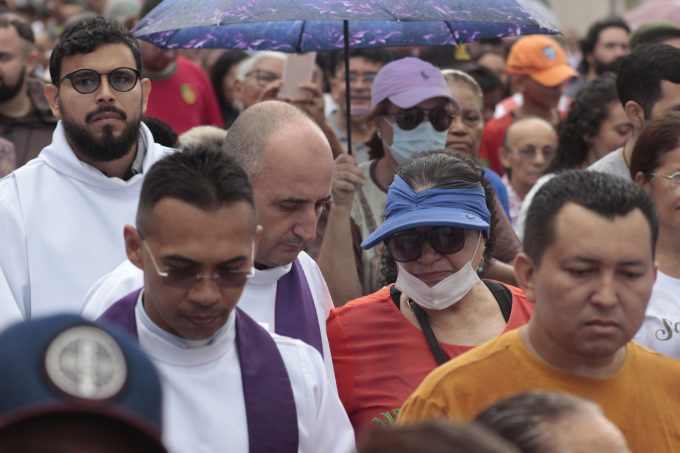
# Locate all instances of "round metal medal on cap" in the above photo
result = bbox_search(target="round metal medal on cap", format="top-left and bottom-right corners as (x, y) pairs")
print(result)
(44, 326), (127, 400)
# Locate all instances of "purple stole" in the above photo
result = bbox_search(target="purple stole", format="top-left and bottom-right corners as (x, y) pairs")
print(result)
(99, 289), (299, 453)
(275, 259), (323, 357)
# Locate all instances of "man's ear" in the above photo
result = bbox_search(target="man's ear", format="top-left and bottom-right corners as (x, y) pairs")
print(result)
(329, 76), (340, 103)
(124, 225), (144, 270)
(513, 252), (537, 302)
(140, 77), (152, 114)
(25, 48), (39, 75)
(43, 83), (61, 118)
(253, 224), (263, 263)
(624, 100), (645, 131)
(513, 74), (528, 93)
(499, 145), (512, 169)
(634, 171), (652, 193)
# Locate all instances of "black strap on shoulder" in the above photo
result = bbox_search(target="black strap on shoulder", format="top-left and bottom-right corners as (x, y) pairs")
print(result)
(411, 301), (449, 365)
(389, 281), (513, 366)
(483, 280), (512, 322)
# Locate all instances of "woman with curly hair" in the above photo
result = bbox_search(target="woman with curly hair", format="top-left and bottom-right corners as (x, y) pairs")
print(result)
(514, 73), (631, 239)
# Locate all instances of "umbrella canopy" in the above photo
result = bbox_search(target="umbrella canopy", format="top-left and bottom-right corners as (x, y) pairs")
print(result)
(625, 0), (680, 29)
(133, 0), (559, 52)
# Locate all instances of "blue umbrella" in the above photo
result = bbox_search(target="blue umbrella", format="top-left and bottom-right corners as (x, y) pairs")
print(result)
(134, 0), (559, 153)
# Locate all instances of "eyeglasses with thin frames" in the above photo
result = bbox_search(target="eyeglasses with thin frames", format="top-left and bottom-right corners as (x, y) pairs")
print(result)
(57, 67), (141, 94)
(649, 171), (680, 192)
(141, 239), (255, 289)
(245, 69), (281, 86)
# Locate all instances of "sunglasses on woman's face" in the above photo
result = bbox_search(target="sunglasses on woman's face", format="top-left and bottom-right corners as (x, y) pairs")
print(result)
(386, 226), (466, 262)
(385, 107), (454, 132)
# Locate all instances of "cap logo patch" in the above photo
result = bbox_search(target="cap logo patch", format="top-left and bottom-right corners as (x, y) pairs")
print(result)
(542, 45), (557, 61)
(420, 70), (430, 80)
(44, 326), (127, 400)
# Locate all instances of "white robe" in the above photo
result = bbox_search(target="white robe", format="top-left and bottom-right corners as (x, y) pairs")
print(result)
(82, 252), (337, 386)
(134, 297), (355, 453)
(0, 121), (174, 329)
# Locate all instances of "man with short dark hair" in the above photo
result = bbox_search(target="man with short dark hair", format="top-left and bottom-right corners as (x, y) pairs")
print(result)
(98, 147), (354, 452)
(589, 43), (680, 179)
(565, 17), (630, 98)
(0, 15), (57, 168)
(0, 17), (173, 328)
(398, 171), (680, 452)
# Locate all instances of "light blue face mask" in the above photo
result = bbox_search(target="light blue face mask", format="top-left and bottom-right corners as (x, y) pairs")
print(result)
(384, 119), (448, 166)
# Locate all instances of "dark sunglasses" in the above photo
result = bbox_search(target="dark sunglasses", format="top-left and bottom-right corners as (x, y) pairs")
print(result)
(57, 67), (141, 94)
(385, 107), (454, 132)
(386, 227), (466, 262)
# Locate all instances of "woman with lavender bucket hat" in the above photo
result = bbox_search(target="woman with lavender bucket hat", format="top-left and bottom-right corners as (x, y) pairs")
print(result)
(317, 58), (521, 306)
(326, 150), (534, 440)
(318, 57), (458, 303)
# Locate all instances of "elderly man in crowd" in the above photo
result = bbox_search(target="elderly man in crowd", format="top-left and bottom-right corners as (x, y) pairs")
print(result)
(398, 171), (680, 452)
(0, 17), (173, 330)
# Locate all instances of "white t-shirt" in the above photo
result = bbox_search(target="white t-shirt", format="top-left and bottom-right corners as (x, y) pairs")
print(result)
(587, 147), (630, 180)
(634, 271), (680, 359)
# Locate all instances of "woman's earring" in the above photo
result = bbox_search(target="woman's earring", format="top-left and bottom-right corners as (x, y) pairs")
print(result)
(476, 257), (485, 274)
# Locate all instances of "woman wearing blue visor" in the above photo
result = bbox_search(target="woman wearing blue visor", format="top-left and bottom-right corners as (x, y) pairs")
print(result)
(327, 150), (533, 439)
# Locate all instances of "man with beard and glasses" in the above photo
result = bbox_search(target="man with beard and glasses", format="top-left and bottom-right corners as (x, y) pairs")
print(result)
(565, 17), (630, 99)
(0, 17), (174, 330)
(0, 15), (57, 170)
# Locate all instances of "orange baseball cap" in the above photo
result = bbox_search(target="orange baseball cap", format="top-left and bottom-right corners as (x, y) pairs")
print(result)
(505, 35), (578, 87)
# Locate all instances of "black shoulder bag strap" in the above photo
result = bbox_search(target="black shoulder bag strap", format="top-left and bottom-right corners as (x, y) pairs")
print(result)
(482, 280), (513, 322)
(389, 281), (513, 366)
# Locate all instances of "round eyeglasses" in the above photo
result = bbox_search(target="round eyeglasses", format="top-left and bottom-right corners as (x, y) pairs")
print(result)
(57, 67), (141, 94)
(385, 227), (466, 262)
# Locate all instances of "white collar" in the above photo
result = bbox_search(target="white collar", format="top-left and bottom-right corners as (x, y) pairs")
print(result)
(136, 291), (235, 366)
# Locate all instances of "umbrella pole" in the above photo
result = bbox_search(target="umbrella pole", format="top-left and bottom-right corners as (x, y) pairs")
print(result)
(343, 19), (352, 155)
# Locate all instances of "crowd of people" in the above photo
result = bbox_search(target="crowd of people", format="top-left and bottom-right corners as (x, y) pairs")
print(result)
(2, 0), (680, 451)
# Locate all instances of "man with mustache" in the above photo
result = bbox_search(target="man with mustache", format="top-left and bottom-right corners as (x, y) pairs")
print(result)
(0, 15), (57, 170)
(0, 17), (174, 329)
(565, 17), (630, 99)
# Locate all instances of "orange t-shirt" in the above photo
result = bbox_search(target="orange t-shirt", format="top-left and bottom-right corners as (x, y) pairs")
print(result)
(327, 283), (533, 439)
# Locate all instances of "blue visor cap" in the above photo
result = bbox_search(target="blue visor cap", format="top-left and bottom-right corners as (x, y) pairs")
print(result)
(361, 175), (491, 249)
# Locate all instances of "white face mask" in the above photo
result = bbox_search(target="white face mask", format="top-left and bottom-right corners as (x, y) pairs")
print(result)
(395, 232), (482, 310)
(384, 119), (448, 166)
